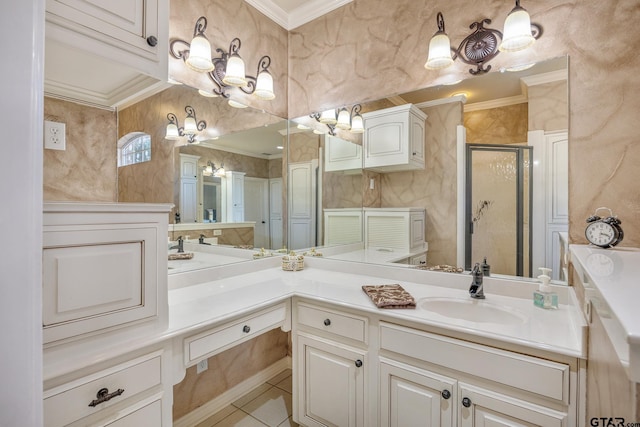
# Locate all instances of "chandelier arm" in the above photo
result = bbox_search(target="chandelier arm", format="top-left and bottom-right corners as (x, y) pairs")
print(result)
(436, 12), (446, 33)
(196, 120), (207, 132)
(229, 38), (242, 56)
(184, 105), (196, 119)
(450, 19), (502, 75)
(351, 104), (362, 116)
(326, 124), (336, 136)
(531, 23), (543, 39)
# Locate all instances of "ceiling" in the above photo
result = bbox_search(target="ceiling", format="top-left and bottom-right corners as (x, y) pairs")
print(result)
(244, 0), (353, 30)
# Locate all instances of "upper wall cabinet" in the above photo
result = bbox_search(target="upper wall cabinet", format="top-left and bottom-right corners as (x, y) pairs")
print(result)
(363, 104), (427, 173)
(324, 134), (363, 174)
(45, 0), (169, 109)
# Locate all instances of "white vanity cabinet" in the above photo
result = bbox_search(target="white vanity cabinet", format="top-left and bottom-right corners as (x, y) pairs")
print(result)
(293, 301), (369, 427)
(379, 322), (574, 427)
(324, 134), (363, 173)
(45, 0), (168, 77)
(42, 202), (171, 344)
(44, 346), (172, 427)
(363, 104), (427, 172)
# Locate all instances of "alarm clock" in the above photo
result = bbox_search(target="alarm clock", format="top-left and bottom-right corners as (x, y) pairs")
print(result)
(585, 207), (623, 248)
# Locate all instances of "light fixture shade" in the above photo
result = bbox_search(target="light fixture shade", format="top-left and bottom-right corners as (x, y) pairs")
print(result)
(228, 99), (248, 109)
(204, 165), (213, 175)
(500, 7), (535, 52)
(214, 166), (225, 177)
(198, 89), (218, 98)
(313, 129), (326, 135)
(336, 108), (351, 130)
(425, 32), (454, 70)
(254, 71), (275, 100)
(319, 109), (337, 125)
(350, 114), (364, 133)
(186, 35), (214, 72)
(165, 123), (180, 140)
(223, 54), (247, 86)
(183, 117), (198, 134)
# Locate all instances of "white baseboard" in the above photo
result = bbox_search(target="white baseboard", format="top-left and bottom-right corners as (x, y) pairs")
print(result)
(173, 357), (292, 427)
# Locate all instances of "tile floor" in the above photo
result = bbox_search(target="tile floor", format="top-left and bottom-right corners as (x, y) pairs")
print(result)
(195, 369), (298, 427)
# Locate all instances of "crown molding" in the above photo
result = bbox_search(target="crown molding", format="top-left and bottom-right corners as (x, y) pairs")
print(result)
(415, 94), (467, 109)
(198, 141), (282, 160)
(245, 0), (353, 30)
(464, 94), (528, 112)
(520, 69), (568, 87)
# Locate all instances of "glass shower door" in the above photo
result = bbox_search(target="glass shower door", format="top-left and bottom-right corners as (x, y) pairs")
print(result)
(465, 145), (532, 277)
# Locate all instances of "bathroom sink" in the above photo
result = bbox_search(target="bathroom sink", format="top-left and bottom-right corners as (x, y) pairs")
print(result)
(418, 297), (526, 324)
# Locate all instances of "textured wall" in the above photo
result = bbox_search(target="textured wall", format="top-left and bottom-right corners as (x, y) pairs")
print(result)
(464, 104), (528, 145)
(168, 227), (254, 246)
(43, 97), (117, 201)
(288, 0), (640, 248)
(527, 80), (568, 132)
(381, 101), (463, 266)
(168, 0), (288, 118)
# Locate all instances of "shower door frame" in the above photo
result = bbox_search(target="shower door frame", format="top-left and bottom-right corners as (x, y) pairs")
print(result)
(464, 144), (533, 277)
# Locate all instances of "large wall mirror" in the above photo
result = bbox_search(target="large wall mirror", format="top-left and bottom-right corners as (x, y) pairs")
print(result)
(288, 56), (569, 283)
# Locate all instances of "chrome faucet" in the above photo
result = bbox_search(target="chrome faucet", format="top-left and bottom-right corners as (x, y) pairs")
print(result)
(169, 236), (184, 253)
(469, 262), (485, 299)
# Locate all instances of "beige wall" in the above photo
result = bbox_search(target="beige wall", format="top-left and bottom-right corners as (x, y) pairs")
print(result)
(464, 104), (528, 145)
(43, 97), (117, 202)
(528, 80), (569, 132)
(288, 0), (640, 248)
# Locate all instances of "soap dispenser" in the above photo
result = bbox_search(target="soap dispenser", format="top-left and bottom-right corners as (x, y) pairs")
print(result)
(533, 267), (558, 309)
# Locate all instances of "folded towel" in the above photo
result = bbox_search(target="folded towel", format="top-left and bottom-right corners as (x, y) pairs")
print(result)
(362, 284), (416, 309)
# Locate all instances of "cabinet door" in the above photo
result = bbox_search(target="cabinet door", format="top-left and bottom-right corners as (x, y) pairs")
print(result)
(180, 155), (198, 179)
(46, 0), (160, 57)
(364, 114), (408, 169)
(297, 335), (366, 427)
(458, 383), (567, 427)
(409, 113), (425, 164)
(380, 359), (455, 427)
(180, 178), (197, 223)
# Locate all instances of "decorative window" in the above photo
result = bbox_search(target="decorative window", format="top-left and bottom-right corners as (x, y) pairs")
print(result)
(118, 132), (151, 167)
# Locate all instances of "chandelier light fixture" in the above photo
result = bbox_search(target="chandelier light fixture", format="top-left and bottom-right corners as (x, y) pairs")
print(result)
(424, 0), (542, 75)
(165, 106), (207, 143)
(203, 161), (225, 177)
(311, 104), (364, 136)
(169, 16), (276, 104)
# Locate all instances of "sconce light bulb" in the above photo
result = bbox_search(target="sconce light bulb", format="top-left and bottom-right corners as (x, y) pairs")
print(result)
(228, 99), (248, 109)
(319, 109), (337, 125)
(254, 71), (276, 100)
(350, 114), (365, 133)
(425, 32), (454, 70)
(223, 54), (247, 87)
(186, 35), (214, 72)
(183, 117), (198, 134)
(336, 108), (352, 130)
(500, 6), (535, 52)
(165, 123), (180, 140)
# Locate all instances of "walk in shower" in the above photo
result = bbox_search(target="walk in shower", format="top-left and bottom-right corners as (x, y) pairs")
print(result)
(465, 144), (533, 277)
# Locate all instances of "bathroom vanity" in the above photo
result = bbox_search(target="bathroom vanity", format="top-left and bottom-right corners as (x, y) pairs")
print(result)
(41, 203), (587, 426)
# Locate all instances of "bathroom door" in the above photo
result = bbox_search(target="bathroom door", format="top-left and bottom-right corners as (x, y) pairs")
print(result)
(244, 177), (270, 249)
(465, 144), (532, 277)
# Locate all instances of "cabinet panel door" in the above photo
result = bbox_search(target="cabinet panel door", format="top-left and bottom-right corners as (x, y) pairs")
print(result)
(410, 115), (425, 163)
(297, 335), (365, 427)
(458, 383), (567, 427)
(380, 360), (455, 427)
(180, 178), (197, 223)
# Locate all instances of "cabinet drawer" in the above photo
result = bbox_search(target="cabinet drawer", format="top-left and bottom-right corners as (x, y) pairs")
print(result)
(379, 323), (570, 403)
(184, 303), (287, 365)
(105, 398), (162, 427)
(297, 303), (367, 343)
(43, 351), (162, 427)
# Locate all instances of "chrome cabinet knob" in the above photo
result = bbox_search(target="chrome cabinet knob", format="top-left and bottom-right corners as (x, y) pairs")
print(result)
(323, 318), (331, 326)
(242, 325), (250, 333)
(146, 36), (158, 47)
(354, 359), (363, 368)
(462, 397), (472, 408)
(441, 389), (451, 399)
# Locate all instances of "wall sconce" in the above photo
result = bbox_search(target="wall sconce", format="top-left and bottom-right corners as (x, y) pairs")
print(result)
(424, 1), (542, 75)
(165, 106), (207, 143)
(203, 161), (225, 177)
(170, 16), (275, 103)
(311, 104), (364, 136)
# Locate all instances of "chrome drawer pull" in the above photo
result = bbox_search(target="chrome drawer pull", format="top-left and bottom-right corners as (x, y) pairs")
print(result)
(88, 387), (124, 407)
(323, 318), (331, 326)
(243, 325), (251, 333)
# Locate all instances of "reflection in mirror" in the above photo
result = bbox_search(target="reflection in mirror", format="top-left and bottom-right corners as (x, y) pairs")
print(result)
(117, 83), (288, 261)
(289, 56), (568, 283)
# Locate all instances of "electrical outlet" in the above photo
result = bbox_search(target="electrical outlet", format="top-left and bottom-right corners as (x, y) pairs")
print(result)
(44, 120), (66, 150)
(196, 359), (208, 374)
(213, 230), (222, 236)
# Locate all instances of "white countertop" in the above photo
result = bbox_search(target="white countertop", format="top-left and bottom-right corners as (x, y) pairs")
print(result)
(325, 247), (425, 265)
(570, 244), (640, 381)
(44, 256), (587, 382)
(167, 259), (586, 358)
